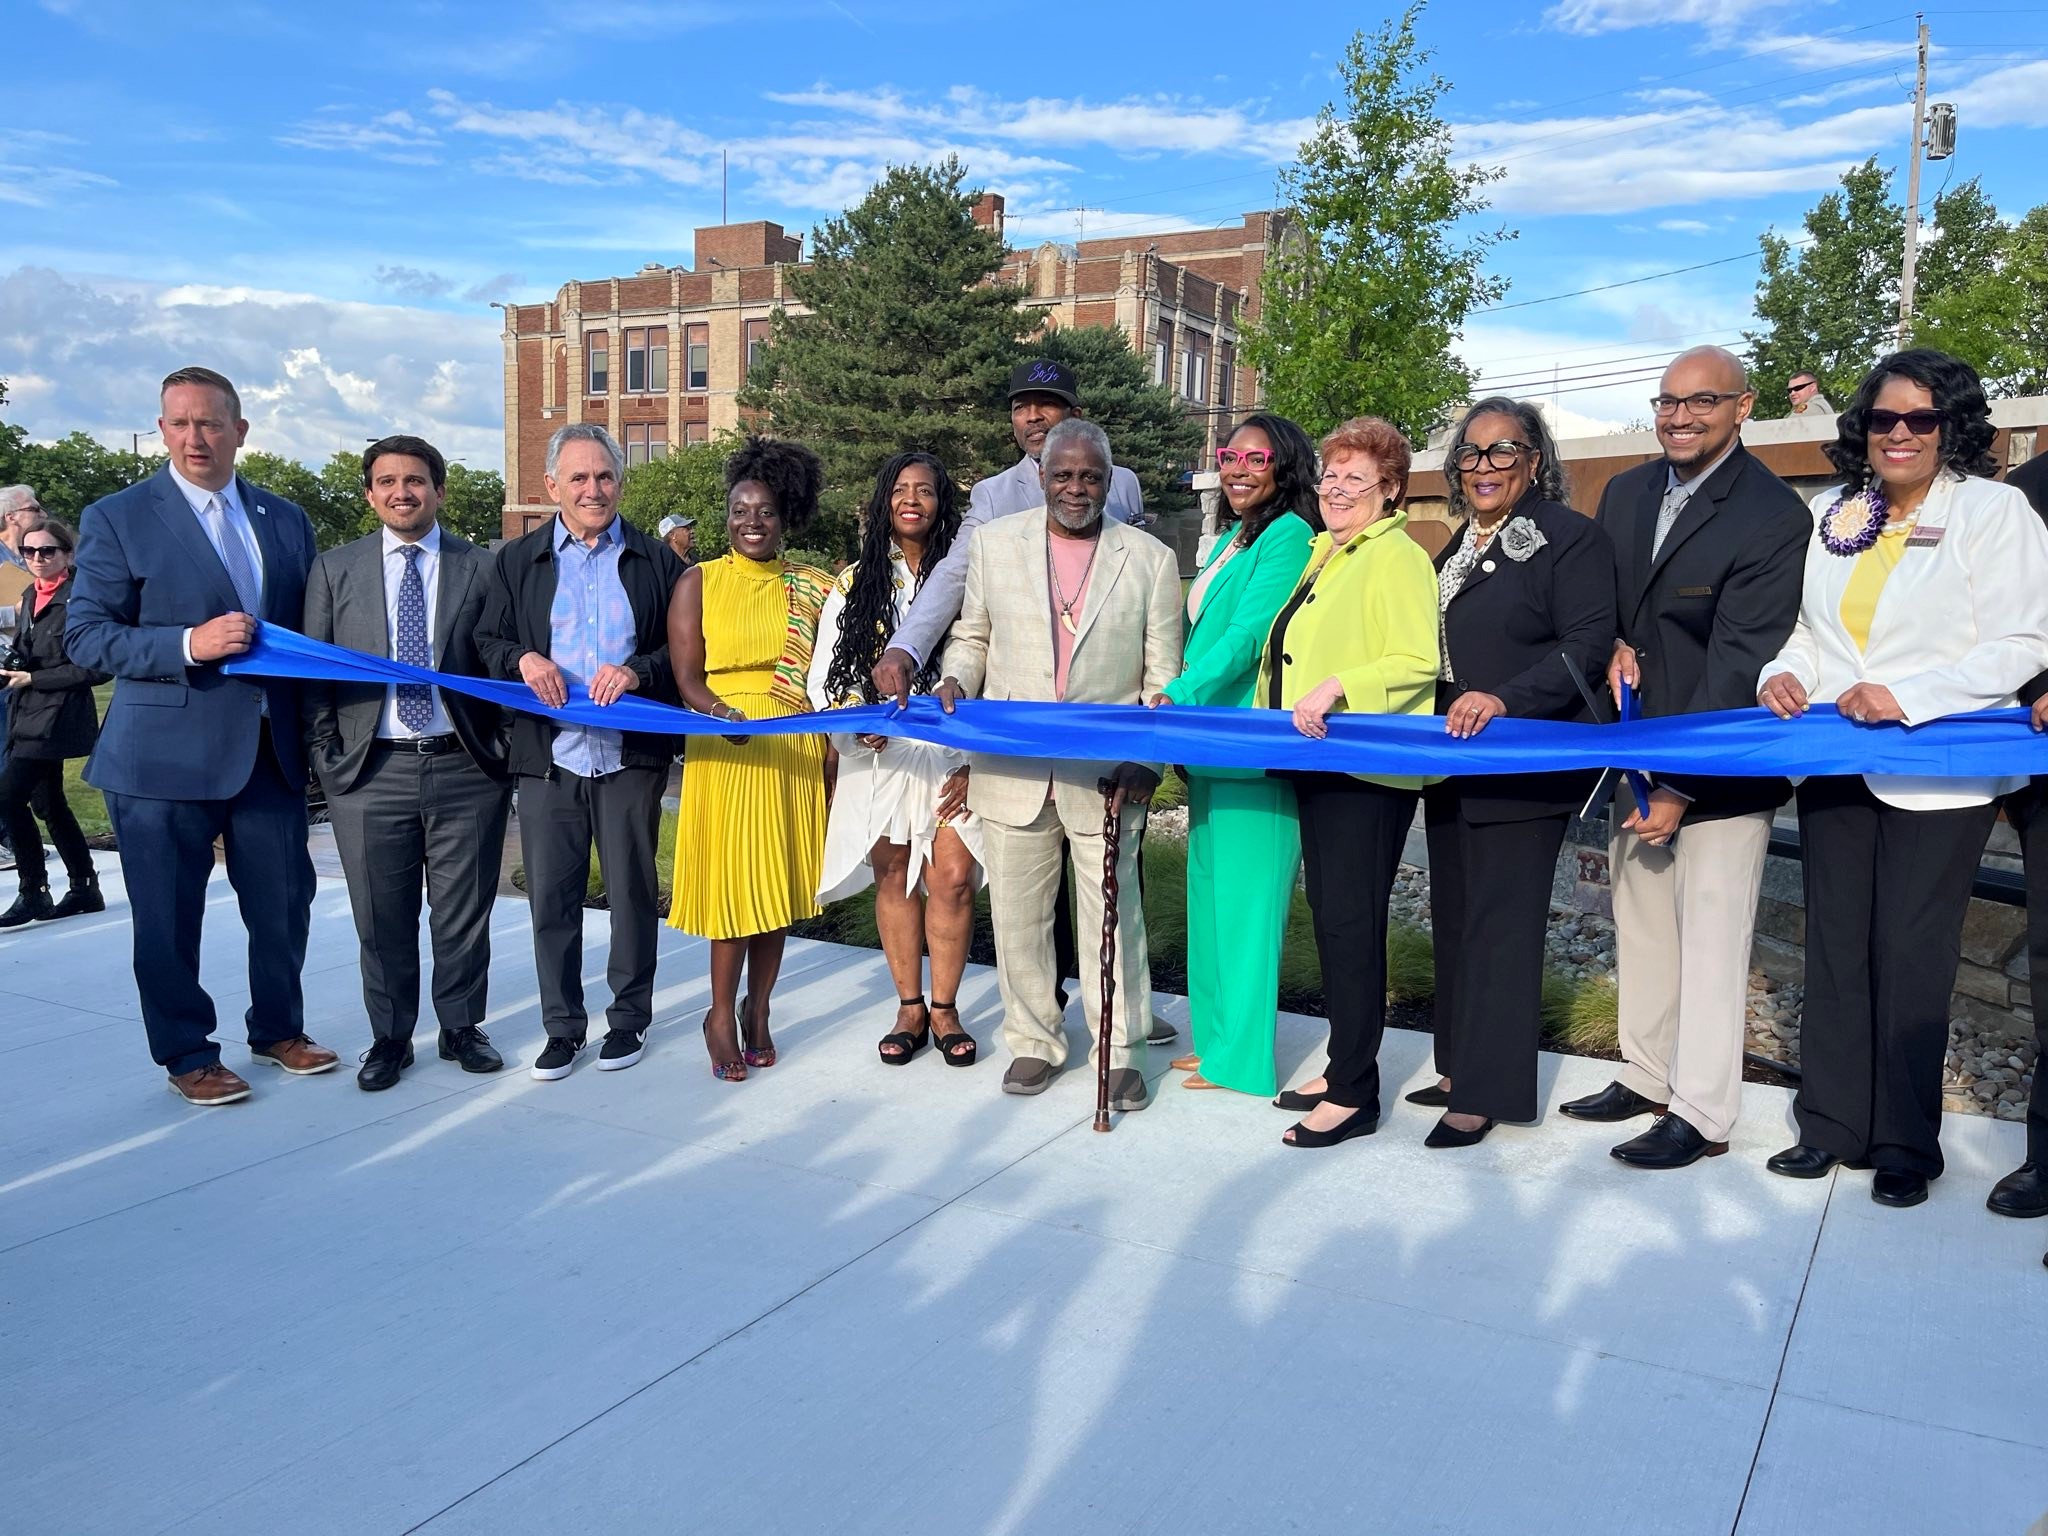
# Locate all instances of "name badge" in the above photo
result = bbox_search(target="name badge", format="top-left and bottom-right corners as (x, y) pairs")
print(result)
(1904, 525), (1945, 548)
(1676, 584), (1713, 597)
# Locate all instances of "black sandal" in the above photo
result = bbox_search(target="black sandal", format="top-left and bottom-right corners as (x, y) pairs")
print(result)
(1283, 1104), (1378, 1149)
(878, 996), (930, 1065)
(929, 1001), (978, 1068)
(1273, 1087), (1328, 1112)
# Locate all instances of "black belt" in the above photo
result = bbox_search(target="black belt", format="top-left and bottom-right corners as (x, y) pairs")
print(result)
(374, 734), (461, 756)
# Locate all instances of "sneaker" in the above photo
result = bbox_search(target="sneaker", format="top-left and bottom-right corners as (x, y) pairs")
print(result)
(531, 1036), (585, 1080)
(1144, 1018), (1177, 1046)
(596, 1028), (646, 1071)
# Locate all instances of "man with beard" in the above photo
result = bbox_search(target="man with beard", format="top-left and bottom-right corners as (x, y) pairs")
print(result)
(934, 419), (1181, 1109)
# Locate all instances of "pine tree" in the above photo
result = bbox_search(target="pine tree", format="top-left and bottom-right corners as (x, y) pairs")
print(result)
(738, 158), (1026, 556)
(1243, 4), (1510, 444)
(1030, 324), (1204, 516)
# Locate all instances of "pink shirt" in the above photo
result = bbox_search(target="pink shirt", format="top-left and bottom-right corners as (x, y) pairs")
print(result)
(1048, 530), (1098, 700)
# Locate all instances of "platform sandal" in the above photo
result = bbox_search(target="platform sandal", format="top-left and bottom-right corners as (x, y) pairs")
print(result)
(878, 997), (930, 1065)
(929, 1000), (978, 1068)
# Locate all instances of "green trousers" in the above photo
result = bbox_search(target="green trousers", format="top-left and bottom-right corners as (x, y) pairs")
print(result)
(1184, 771), (1301, 1096)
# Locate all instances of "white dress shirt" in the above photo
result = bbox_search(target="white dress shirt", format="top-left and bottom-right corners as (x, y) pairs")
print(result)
(378, 523), (455, 739)
(169, 462), (267, 667)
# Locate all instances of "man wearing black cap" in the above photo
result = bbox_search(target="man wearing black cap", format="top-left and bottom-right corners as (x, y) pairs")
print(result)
(874, 357), (1163, 1040)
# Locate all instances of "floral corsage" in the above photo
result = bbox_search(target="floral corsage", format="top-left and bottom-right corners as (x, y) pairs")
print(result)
(1497, 516), (1548, 562)
(1819, 487), (1889, 556)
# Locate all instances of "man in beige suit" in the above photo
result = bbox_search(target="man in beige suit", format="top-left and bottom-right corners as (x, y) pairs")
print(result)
(937, 419), (1182, 1109)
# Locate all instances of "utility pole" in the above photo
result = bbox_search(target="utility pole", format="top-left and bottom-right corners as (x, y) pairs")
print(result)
(1898, 14), (1930, 346)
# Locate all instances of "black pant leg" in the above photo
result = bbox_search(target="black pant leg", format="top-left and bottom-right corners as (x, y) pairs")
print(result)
(589, 765), (664, 1034)
(421, 754), (513, 1035)
(1297, 773), (1415, 1116)
(220, 731), (316, 1046)
(1868, 796), (1997, 1178)
(519, 771), (595, 1039)
(1053, 833), (1078, 989)
(1444, 811), (1567, 1123)
(26, 760), (95, 885)
(0, 756), (49, 888)
(106, 789), (230, 1076)
(2008, 784), (2048, 1164)
(1422, 784), (1465, 1084)
(1794, 777), (1883, 1160)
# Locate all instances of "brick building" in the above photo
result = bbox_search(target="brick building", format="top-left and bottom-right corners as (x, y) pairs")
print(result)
(498, 194), (1279, 537)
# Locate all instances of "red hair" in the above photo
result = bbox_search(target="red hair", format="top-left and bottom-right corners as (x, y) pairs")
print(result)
(1319, 416), (1412, 502)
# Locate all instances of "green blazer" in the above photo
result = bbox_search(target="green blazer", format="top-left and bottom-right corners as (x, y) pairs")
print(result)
(1163, 510), (1317, 710)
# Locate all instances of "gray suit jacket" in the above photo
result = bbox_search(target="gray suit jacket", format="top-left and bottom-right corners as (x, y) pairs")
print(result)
(891, 455), (1144, 668)
(301, 526), (509, 796)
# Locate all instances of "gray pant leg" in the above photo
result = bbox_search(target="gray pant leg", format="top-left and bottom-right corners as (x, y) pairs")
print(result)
(588, 765), (664, 1034)
(421, 753), (514, 1034)
(518, 771), (595, 1040)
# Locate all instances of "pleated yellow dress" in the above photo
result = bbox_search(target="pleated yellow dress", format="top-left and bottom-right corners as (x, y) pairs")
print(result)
(667, 553), (834, 939)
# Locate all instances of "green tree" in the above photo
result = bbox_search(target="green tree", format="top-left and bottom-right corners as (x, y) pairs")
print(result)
(1243, 3), (1510, 443)
(440, 462), (507, 545)
(1915, 202), (2048, 398)
(618, 433), (741, 551)
(1030, 324), (1203, 516)
(739, 157), (1026, 555)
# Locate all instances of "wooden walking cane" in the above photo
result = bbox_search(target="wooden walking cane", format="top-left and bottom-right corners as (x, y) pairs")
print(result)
(1095, 785), (1121, 1133)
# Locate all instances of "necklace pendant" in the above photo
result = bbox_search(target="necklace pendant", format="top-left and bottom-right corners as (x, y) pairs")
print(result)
(1060, 610), (1079, 636)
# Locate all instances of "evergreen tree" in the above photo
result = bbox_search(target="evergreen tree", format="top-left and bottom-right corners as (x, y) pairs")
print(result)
(1030, 324), (1204, 516)
(1243, 3), (1510, 443)
(739, 158), (1026, 556)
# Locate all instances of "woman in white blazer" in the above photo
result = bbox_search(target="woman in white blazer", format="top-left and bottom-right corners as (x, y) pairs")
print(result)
(1756, 349), (2048, 1208)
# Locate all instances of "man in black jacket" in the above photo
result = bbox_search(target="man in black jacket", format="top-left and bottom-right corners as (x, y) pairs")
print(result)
(1562, 346), (1811, 1169)
(476, 424), (684, 1081)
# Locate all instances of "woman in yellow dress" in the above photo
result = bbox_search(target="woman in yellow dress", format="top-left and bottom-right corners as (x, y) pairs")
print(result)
(667, 437), (835, 1081)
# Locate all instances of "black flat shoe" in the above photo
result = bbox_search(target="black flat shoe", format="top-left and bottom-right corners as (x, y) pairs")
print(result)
(878, 997), (930, 1066)
(1610, 1113), (1727, 1169)
(1283, 1105), (1378, 1149)
(1766, 1143), (1848, 1180)
(1871, 1168), (1930, 1208)
(1405, 1083), (1452, 1108)
(1273, 1087), (1327, 1112)
(1560, 1081), (1667, 1123)
(1987, 1161), (2048, 1219)
(1423, 1115), (1493, 1149)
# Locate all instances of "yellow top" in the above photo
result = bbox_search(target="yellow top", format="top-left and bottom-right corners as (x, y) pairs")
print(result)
(1839, 521), (1913, 653)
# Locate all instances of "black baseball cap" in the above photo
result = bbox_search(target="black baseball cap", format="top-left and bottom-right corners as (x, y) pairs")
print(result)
(1007, 359), (1080, 407)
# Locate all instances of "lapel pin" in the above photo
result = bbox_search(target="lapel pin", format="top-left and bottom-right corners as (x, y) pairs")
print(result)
(1481, 559), (1496, 572)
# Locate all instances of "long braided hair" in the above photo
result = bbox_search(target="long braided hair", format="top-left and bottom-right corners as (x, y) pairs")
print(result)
(823, 451), (963, 704)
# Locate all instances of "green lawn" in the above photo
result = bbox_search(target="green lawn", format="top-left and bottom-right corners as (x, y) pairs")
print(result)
(57, 683), (113, 839)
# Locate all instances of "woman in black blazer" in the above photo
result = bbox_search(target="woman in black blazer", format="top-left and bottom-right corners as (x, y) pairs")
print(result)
(1, 518), (107, 926)
(1414, 398), (1619, 1146)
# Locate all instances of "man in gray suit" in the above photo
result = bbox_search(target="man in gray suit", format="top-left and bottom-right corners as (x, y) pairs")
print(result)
(302, 434), (512, 1091)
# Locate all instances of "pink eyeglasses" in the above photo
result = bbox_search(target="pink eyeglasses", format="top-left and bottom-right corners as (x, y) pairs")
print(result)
(1216, 448), (1275, 471)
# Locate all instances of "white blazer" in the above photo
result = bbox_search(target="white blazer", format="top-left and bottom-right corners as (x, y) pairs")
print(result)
(1760, 471), (2048, 809)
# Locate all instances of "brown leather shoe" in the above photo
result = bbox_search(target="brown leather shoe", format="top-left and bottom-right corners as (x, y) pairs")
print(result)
(168, 1064), (253, 1105)
(250, 1036), (341, 1076)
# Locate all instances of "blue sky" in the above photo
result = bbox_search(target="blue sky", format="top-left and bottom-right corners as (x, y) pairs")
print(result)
(3, 0), (2044, 467)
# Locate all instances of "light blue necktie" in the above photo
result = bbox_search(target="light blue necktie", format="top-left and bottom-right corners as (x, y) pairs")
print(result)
(207, 493), (262, 613)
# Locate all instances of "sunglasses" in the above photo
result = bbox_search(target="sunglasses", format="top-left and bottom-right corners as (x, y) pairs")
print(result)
(20, 544), (66, 560)
(1216, 448), (1275, 471)
(1866, 408), (1945, 437)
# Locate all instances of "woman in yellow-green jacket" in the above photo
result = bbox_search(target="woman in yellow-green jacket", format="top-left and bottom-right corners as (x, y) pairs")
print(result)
(1260, 415), (1441, 1150)
(1148, 413), (1319, 1097)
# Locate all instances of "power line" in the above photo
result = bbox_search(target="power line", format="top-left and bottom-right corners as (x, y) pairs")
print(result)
(1472, 239), (1814, 314)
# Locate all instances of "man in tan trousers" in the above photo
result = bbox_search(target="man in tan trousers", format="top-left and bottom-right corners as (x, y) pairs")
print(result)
(937, 419), (1182, 1111)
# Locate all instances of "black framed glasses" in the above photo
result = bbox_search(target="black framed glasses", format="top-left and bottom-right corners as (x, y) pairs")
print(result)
(1866, 408), (1945, 437)
(1450, 440), (1532, 472)
(19, 544), (65, 561)
(1651, 391), (1745, 416)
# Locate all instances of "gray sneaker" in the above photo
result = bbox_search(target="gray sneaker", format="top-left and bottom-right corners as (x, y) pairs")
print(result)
(1145, 1019), (1177, 1046)
(1002, 1058), (1056, 1096)
(1106, 1068), (1149, 1112)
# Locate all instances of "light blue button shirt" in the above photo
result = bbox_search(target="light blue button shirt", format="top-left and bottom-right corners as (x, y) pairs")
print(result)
(548, 515), (633, 777)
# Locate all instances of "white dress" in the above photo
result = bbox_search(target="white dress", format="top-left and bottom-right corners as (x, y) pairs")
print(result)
(804, 549), (988, 903)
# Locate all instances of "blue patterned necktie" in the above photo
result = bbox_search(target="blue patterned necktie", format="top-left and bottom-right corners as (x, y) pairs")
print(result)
(395, 544), (432, 732)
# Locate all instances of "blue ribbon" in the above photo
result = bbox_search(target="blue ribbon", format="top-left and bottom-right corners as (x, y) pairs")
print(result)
(226, 624), (2048, 779)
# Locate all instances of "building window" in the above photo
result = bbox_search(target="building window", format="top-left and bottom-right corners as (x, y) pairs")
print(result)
(1216, 343), (1236, 411)
(683, 421), (708, 446)
(624, 327), (668, 394)
(744, 318), (771, 377)
(1152, 321), (1173, 386)
(624, 423), (668, 466)
(586, 333), (608, 396)
(1184, 338), (1210, 404)
(686, 324), (709, 391)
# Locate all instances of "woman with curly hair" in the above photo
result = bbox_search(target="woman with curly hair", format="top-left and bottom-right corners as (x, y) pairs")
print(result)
(805, 451), (985, 1067)
(1144, 412), (1318, 1097)
(667, 436), (837, 1081)
(1412, 397), (1616, 1148)
(1757, 349), (2048, 1206)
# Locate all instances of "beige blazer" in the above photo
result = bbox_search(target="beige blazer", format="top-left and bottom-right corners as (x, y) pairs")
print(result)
(941, 507), (1183, 828)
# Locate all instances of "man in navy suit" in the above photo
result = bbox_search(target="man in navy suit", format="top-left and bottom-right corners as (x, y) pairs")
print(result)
(67, 366), (337, 1105)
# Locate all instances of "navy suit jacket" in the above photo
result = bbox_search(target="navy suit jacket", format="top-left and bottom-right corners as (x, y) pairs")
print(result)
(66, 465), (317, 801)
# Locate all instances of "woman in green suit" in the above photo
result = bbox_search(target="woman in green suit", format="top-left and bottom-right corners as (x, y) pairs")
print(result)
(1148, 413), (1319, 1095)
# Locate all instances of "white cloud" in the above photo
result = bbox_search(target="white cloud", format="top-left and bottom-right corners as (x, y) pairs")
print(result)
(1657, 218), (1711, 233)
(0, 267), (503, 469)
(1544, 0), (1776, 36)
(277, 108), (441, 164)
(0, 131), (117, 208)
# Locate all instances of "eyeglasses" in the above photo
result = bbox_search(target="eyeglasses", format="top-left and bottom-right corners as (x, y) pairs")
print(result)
(20, 544), (65, 560)
(1317, 472), (1387, 502)
(1866, 408), (1945, 437)
(1650, 391), (1745, 417)
(1216, 448), (1275, 471)
(1450, 440), (1532, 472)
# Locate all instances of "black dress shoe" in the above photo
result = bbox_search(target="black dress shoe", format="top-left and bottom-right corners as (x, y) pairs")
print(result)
(440, 1026), (504, 1074)
(1987, 1161), (2048, 1219)
(1871, 1168), (1930, 1208)
(357, 1037), (414, 1092)
(1404, 1082), (1453, 1108)
(1610, 1113), (1727, 1169)
(1423, 1115), (1493, 1149)
(1767, 1143), (1846, 1180)
(1560, 1081), (1667, 1123)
